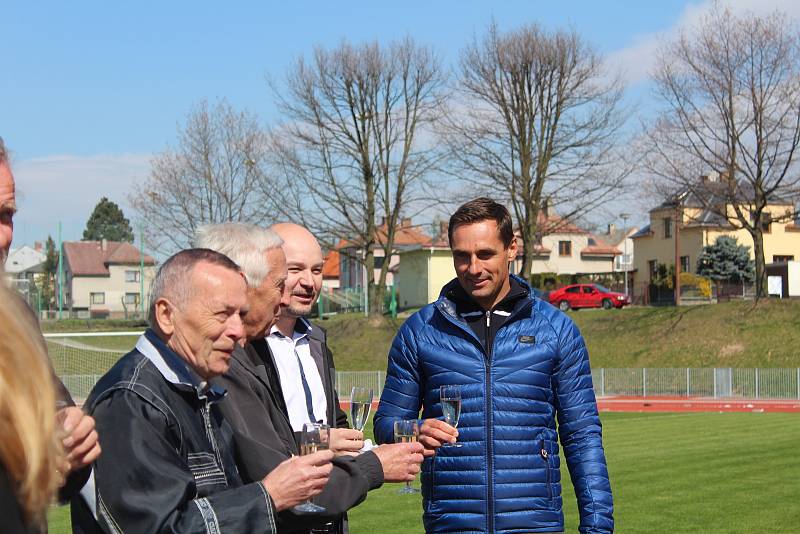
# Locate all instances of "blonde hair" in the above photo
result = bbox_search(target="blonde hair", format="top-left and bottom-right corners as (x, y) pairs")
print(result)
(0, 284), (64, 528)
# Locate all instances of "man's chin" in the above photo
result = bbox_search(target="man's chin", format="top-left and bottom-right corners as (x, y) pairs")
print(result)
(285, 304), (313, 318)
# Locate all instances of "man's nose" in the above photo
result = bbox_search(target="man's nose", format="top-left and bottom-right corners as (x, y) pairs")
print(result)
(468, 257), (482, 275)
(228, 313), (245, 342)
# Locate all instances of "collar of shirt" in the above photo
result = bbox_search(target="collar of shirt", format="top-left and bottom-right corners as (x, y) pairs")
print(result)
(137, 329), (226, 402)
(269, 317), (312, 343)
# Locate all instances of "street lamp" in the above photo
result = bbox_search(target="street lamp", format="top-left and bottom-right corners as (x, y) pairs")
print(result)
(620, 213), (630, 297)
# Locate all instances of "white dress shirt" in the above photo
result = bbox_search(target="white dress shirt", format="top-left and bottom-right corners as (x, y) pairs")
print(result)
(266, 320), (328, 432)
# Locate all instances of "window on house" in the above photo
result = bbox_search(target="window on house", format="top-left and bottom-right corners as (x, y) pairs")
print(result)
(663, 217), (672, 238)
(648, 260), (658, 280)
(125, 270), (140, 283)
(558, 241), (572, 256)
(90, 292), (105, 305)
(124, 293), (140, 306)
(773, 255), (794, 263)
(680, 255), (690, 273)
(373, 256), (386, 269)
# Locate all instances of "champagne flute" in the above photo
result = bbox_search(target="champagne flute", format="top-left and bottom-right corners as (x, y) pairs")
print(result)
(293, 422), (330, 514)
(349, 387), (373, 432)
(394, 420), (420, 494)
(439, 385), (462, 448)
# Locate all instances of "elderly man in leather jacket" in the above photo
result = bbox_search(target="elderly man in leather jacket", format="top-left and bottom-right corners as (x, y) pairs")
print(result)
(72, 249), (335, 533)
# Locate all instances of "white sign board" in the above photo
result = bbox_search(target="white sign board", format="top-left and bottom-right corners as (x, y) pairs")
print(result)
(768, 275), (783, 298)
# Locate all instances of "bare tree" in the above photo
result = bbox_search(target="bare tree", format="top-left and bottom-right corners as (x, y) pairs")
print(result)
(130, 100), (273, 253)
(442, 22), (630, 281)
(269, 38), (446, 319)
(645, 4), (800, 299)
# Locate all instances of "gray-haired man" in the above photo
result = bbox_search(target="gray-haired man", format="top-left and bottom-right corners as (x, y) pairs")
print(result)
(197, 223), (423, 534)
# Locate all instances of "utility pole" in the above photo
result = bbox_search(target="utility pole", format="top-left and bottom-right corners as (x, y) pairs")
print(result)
(57, 221), (63, 319)
(674, 203), (681, 306)
(620, 213), (630, 296)
(139, 223), (145, 318)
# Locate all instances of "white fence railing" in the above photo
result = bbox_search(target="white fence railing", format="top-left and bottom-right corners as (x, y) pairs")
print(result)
(592, 367), (800, 399)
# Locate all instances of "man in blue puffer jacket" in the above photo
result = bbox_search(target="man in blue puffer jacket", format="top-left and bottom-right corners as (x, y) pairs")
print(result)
(374, 198), (613, 533)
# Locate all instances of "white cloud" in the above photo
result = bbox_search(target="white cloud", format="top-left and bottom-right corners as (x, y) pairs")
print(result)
(607, 0), (800, 86)
(11, 153), (151, 246)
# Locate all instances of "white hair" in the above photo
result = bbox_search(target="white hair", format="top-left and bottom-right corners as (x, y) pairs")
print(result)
(194, 223), (283, 288)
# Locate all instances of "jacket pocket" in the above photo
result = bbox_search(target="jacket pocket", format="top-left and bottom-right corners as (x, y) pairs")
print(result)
(539, 438), (552, 502)
(421, 454), (438, 511)
(187, 451), (228, 489)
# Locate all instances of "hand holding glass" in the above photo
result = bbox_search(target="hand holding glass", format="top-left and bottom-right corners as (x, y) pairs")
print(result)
(439, 385), (462, 448)
(394, 420), (420, 494)
(350, 387), (373, 432)
(293, 423), (330, 514)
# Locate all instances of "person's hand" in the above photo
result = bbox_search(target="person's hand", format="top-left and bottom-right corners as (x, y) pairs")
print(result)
(57, 407), (101, 474)
(329, 428), (364, 456)
(371, 442), (424, 482)
(418, 419), (457, 456)
(262, 450), (334, 511)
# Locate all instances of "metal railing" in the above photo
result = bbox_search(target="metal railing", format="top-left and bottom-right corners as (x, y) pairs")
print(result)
(592, 367), (800, 399)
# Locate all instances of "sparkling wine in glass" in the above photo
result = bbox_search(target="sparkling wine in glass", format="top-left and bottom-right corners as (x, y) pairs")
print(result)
(349, 387), (373, 432)
(440, 385), (462, 448)
(293, 423), (330, 514)
(394, 420), (420, 494)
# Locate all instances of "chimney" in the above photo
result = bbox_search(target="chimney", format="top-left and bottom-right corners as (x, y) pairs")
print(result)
(401, 217), (412, 228)
(101, 238), (108, 251)
(34, 241), (43, 252)
(379, 216), (386, 227)
(541, 197), (552, 219)
(607, 223), (616, 235)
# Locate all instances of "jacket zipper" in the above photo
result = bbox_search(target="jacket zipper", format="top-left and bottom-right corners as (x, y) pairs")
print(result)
(484, 310), (495, 534)
(201, 398), (229, 487)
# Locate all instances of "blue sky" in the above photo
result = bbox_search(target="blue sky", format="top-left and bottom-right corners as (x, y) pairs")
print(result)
(2, 0), (797, 246)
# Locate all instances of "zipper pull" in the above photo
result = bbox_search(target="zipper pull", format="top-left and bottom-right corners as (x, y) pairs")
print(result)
(540, 448), (548, 459)
(486, 310), (491, 327)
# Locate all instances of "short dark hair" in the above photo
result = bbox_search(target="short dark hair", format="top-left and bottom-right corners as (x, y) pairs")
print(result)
(448, 197), (514, 247)
(148, 248), (242, 327)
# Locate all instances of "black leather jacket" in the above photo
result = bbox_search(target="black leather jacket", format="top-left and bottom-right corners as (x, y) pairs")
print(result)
(72, 329), (277, 533)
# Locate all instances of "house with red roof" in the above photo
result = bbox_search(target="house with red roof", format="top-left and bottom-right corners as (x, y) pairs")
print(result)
(63, 239), (156, 318)
(511, 208), (622, 276)
(337, 218), (432, 290)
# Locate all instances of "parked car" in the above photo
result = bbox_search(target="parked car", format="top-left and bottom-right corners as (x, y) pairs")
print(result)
(548, 283), (629, 311)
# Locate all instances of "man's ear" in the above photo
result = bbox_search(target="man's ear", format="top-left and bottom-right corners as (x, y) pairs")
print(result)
(506, 236), (518, 261)
(154, 298), (176, 335)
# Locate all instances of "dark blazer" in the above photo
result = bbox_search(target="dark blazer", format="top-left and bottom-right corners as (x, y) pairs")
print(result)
(215, 340), (383, 534)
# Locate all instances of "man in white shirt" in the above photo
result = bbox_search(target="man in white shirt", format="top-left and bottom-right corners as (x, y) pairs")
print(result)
(269, 223), (363, 453)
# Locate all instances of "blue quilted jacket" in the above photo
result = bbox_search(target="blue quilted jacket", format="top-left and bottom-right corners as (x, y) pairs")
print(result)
(374, 277), (613, 533)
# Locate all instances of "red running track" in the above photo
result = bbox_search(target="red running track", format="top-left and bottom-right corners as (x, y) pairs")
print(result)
(340, 398), (800, 414)
(597, 396), (800, 413)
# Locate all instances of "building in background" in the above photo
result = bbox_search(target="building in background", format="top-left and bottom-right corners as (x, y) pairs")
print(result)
(63, 239), (156, 319)
(322, 250), (340, 290)
(631, 177), (800, 298)
(338, 218), (431, 290)
(4, 242), (47, 305)
(510, 209), (621, 277)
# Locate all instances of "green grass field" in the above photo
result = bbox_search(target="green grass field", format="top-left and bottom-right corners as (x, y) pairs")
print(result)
(48, 411), (800, 533)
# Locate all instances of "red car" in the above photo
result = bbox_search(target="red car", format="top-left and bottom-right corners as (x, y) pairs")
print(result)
(548, 284), (629, 311)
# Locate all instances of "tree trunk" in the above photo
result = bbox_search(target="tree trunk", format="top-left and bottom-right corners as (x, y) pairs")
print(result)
(751, 226), (767, 301)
